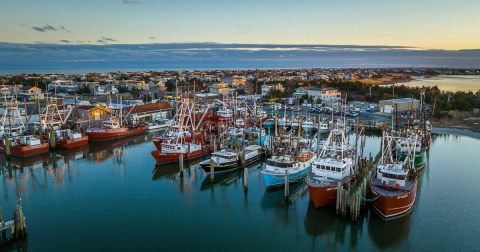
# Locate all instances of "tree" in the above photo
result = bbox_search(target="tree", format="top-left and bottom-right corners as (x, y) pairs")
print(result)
(165, 80), (175, 92)
(299, 94), (308, 104)
(316, 98), (322, 104)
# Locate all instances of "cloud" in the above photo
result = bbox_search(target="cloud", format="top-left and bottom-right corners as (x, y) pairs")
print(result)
(59, 40), (71, 43)
(122, 0), (143, 4)
(31, 24), (70, 33)
(149, 37), (156, 39)
(76, 40), (84, 43)
(102, 36), (116, 42)
(0, 42), (479, 70)
(32, 25), (57, 32)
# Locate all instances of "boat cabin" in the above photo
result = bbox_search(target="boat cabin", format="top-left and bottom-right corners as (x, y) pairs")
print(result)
(312, 157), (351, 180)
(376, 163), (408, 187)
(102, 120), (121, 129)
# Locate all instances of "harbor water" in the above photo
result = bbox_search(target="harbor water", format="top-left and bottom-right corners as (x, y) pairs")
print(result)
(1, 132), (480, 251)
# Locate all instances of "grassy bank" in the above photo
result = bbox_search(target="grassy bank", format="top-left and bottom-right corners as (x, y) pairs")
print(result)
(433, 111), (480, 132)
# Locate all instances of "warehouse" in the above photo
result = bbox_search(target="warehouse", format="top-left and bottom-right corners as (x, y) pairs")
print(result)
(379, 98), (420, 113)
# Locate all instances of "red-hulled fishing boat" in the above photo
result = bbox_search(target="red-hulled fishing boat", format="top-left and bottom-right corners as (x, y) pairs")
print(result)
(370, 130), (418, 218)
(0, 100), (49, 157)
(55, 129), (89, 148)
(86, 119), (146, 142)
(151, 138), (212, 165)
(306, 126), (356, 208)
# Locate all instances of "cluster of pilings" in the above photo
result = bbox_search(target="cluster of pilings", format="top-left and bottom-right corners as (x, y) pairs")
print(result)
(336, 153), (377, 222)
(0, 199), (27, 245)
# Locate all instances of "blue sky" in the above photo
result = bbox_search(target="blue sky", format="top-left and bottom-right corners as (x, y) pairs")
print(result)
(1, 0), (479, 69)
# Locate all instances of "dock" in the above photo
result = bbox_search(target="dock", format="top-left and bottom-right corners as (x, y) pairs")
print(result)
(335, 151), (381, 222)
(0, 199), (27, 245)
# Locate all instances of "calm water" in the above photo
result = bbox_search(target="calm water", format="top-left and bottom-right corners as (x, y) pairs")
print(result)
(1, 132), (480, 251)
(396, 75), (480, 92)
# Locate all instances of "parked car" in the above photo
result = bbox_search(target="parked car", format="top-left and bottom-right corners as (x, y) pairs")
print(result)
(350, 112), (359, 117)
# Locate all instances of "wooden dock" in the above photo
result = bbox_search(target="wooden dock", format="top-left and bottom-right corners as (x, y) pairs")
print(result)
(0, 199), (27, 245)
(335, 151), (381, 222)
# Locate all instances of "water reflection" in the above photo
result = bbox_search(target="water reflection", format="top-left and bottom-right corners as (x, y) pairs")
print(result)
(0, 236), (28, 252)
(87, 133), (149, 163)
(368, 209), (413, 249)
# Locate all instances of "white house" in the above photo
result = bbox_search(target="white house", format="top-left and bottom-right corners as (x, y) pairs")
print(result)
(307, 87), (342, 103)
(261, 83), (285, 97)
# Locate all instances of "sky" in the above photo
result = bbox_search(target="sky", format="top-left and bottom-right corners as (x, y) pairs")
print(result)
(1, 0), (480, 70)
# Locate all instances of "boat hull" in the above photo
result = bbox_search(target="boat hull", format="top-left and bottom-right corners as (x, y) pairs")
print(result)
(151, 147), (210, 165)
(0, 142), (50, 157)
(371, 177), (417, 218)
(262, 166), (311, 188)
(306, 176), (354, 208)
(200, 153), (264, 175)
(86, 127), (146, 142)
(56, 136), (89, 149)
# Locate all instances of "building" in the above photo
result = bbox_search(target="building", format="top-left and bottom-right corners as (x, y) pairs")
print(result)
(379, 98), (421, 113)
(210, 83), (230, 95)
(49, 80), (79, 93)
(293, 87), (313, 98)
(232, 78), (246, 87)
(261, 83), (285, 97)
(16, 86), (44, 100)
(122, 102), (173, 123)
(306, 87), (341, 103)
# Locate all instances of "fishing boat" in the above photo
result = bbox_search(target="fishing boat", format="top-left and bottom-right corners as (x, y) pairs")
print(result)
(319, 119), (329, 133)
(145, 118), (174, 130)
(263, 118), (275, 129)
(151, 138), (211, 165)
(302, 119), (317, 133)
(200, 145), (264, 175)
(152, 125), (192, 149)
(0, 101), (49, 157)
(370, 130), (418, 218)
(397, 132), (426, 170)
(33, 98), (89, 149)
(261, 151), (316, 188)
(306, 127), (355, 207)
(86, 117), (146, 142)
(210, 108), (233, 123)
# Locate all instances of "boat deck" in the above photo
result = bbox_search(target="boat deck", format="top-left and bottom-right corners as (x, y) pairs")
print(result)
(305, 174), (343, 187)
(372, 178), (415, 196)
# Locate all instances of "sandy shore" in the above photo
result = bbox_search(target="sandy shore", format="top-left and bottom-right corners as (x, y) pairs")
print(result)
(432, 127), (480, 140)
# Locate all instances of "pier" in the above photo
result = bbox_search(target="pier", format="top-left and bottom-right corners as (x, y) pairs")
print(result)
(336, 151), (381, 222)
(0, 199), (27, 245)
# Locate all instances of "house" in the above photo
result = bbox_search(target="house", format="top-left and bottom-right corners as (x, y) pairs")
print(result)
(306, 87), (342, 103)
(232, 78), (246, 87)
(0, 87), (13, 100)
(147, 81), (164, 89)
(49, 80), (79, 93)
(122, 102), (173, 123)
(261, 83), (284, 97)
(150, 86), (166, 99)
(16, 86), (44, 100)
(210, 83), (230, 95)
(104, 84), (119, 95)
(293, 87), (314, 98)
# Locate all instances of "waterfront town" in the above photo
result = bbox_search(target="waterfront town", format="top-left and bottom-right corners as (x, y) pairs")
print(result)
(0, 67), (479, 250)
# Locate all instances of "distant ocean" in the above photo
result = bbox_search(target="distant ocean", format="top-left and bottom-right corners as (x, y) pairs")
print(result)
(0, 68), (197, 76)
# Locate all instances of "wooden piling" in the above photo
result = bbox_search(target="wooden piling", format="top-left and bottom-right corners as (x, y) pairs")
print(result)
(241, 146), (246, 168)
(243, 167), (248, 192)
(336, 181), (342, 214)
(210, 159), (215, 182)
(179, 153), (184, 176)
(284, 170), (289, 201)
(213, 138), (217, 152)
(187, 144), (191, 160)
(0, 204), (5, 241)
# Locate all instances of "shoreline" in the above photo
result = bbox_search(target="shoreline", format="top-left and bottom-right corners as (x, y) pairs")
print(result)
(432, 127), (480, 140)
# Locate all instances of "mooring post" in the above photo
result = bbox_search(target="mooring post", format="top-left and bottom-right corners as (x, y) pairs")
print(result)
(187, 144), (191, 160)
(0, 204), (5, 241)
(243, 167), (248, 192)
(284, 170), (289, 201)
(362, 178), (367, 208)
(336, 181), (342, 214)
(213, 138), (217, 152)
(210, 159), (215, 182)
(241, 146), (246, 168)
(179, 153), (184, 176)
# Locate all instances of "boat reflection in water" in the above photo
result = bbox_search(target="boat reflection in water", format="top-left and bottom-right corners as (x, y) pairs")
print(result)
(200, 160), (263, 190)
(87, 133), (150, 163)
(368, 208), (413, 249)
(0, 236), (28, 252)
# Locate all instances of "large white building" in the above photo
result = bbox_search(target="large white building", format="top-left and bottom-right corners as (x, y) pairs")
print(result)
(307, 87), (342, 103)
